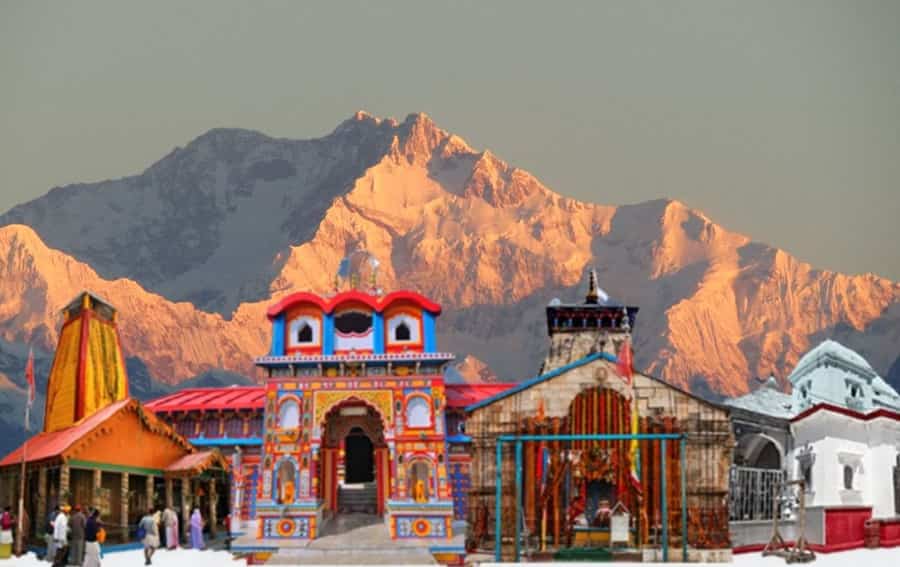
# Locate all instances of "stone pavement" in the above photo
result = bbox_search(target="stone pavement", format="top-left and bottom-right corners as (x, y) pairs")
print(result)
(234, 513), (464, 564)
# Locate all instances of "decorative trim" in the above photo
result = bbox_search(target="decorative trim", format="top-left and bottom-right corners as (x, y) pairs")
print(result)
(66, 459), (164, 476)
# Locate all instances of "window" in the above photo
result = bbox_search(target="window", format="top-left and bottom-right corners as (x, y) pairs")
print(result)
(395, 322), (411, 341)
(248, 415), (263, 436)
(278, 400), (300, 430)
(203, 415), (221, 438)
(177, 419), (196, 438)
(297, 323), (313, 343)
(406, 396), (432, 428)
(225, 415), (244, 438)
(843, 465), (854, 490)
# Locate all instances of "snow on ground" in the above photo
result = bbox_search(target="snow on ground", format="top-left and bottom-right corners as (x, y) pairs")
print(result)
(0, 548), (245, 567)
(1, 547), (897, 566)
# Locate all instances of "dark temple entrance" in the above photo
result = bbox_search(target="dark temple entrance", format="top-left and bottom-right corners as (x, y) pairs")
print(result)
(345, 427), (374, 483)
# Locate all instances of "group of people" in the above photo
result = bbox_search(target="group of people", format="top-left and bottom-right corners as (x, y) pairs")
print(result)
(43, 504), (207, 567)
(137, 507), (207, 565)
(45, 504), (104, 567)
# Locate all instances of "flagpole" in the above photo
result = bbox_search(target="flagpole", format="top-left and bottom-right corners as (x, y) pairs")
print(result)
(15, 403), (28, 556)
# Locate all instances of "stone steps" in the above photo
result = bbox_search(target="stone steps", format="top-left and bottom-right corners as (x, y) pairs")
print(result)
(338, 482), (377, 514)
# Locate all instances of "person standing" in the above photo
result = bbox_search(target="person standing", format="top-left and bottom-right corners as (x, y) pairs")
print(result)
(51, 505), (69, 567)
(189, 508), (204, 550)
(138, 509), (159, 566)
(83, 510), (102, 567)
(68, 505), (86, 566)
(161, 507), (178, 550)
(44, 505), (59, 563)
(0, 506), (15, 559)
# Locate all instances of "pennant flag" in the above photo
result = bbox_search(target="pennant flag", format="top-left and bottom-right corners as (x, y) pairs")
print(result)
(616, 339), (633, 386)
(25, 348), (35, 406)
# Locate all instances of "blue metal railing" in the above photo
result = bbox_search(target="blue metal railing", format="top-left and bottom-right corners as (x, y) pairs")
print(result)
(493, 433), (688, 563)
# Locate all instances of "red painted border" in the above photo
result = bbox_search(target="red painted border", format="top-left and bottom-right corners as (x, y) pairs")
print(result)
(791, 402), (900, 423)
(266, 290), (442, 319)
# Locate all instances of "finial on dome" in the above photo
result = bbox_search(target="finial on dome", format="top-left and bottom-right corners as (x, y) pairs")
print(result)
(586, 269), (600, 304)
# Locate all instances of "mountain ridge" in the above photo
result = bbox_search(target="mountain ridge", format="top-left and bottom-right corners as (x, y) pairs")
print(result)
(0, 112), (896, 400)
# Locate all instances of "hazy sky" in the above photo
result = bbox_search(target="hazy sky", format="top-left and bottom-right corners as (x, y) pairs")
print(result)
(2, 1), (898, 280)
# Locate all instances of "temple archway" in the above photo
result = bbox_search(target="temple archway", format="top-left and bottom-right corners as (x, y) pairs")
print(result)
(320, 400), (389, 515)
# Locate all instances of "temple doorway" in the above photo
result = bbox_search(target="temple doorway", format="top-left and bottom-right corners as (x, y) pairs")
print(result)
(320, 401), (389, 516)
(345, 427), (374, 483)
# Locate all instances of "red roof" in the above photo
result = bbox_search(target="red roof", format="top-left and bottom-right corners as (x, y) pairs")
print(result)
(0, 399), (132, 467)
(145, 386), (265, 413)
(266, 290), (442, 319)
(165, 450), (227, 475)
(445, 383), (517, 409)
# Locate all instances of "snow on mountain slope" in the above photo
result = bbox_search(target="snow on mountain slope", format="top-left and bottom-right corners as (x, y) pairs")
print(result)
(1, 112), (897, 400)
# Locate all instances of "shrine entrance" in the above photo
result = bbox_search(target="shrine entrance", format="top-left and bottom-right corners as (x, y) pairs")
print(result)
(320, 401), (390, 516)
(345, 428), (374, 483)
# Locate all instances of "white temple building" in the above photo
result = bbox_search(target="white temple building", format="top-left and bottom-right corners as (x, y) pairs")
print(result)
(726, 339), (900, 552)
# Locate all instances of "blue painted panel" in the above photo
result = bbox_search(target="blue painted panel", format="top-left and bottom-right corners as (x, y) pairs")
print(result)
(323, 313), (334, 355)
(270, 314), (286, 356)
(373, 312), (385, 354)
(423, 312), (436, 353)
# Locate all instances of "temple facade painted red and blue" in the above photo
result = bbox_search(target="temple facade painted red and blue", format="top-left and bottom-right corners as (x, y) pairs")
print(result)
(147, 285), (512, 543)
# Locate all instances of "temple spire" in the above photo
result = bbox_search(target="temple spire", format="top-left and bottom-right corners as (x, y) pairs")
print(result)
(585, 268), (600, 304)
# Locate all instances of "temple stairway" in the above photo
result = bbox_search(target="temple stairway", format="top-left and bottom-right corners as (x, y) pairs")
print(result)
(338, 481), (377, 514)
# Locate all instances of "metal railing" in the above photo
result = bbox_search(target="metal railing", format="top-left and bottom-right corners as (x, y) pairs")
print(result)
(728, 466), (785, 521)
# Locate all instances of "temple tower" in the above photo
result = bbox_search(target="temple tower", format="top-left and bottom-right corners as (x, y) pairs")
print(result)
(43, 292), (129, 432)
(542, 269), (639, 373)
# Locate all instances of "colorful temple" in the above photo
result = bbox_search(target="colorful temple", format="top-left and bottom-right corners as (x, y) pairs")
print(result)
(0, 293), (227, 544)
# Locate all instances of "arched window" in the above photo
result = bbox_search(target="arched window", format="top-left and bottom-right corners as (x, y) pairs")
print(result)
(406, 396), (432, 428)
(278, 400), (300, 430)
(297, 323), (313, 343)
(843, 465), (854, 490)
(395, 322), (411, 342)
(407, 460), (431, 502)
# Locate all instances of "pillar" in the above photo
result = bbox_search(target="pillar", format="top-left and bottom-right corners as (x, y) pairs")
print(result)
(59, 464), (70, 505)
(146, 474), (155, 511)
(37, 468), (47, 528)
(92, 469), (102, 511)
(165, 478), (174, 509)
(181, 480), (190, 540)
(208, 479), (217, 537)
(120, 472), (129, 529)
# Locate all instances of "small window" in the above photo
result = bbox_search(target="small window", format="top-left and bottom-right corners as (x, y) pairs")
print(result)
(395, 322), (411, 342)
(406, 396), (432, 428)
(278, 400), (300, 430)
(297, 323), (313, 343)
(843, 465), (854, 490)
(800, 386), (808, 399)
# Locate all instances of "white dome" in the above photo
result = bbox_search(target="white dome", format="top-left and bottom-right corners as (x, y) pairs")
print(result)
(790, 339), (873, 379)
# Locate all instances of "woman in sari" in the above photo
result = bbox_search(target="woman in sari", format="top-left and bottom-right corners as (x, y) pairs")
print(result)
(189, 509), (204, 550)
(162, 507), (178, 550)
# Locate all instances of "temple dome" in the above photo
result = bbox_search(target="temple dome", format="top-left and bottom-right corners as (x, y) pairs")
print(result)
(789, 339), (874, 383)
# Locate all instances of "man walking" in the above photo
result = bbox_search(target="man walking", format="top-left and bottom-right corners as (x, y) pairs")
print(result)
(51, 505), (69, 567)
(44, 505), (59, 562)
(138, 509), (159, 566)
(68, 505), (86, 566)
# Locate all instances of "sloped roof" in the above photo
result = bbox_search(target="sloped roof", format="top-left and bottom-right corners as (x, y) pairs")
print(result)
(145, 386), (266, 413)
(445, 383), (516, 408)
(164, 450), (228, 477)
(724, 379), (794, 420)
(0, 398), (193, 467)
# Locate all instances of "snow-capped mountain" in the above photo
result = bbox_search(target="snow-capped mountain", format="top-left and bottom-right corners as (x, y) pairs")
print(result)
(0, 112), (897, 401)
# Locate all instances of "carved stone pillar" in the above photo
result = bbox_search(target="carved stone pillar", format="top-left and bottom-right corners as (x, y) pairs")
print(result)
(181, 480), (190, 540)
(208, 479), (217, 537)
(165, 478), (174, 509)
(120, 472), (129, 529)
(37, 468), (48, 528)
(146, 474), (155, 511)
(59, 464), (70, 505)
(92, 469), (102, 511)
